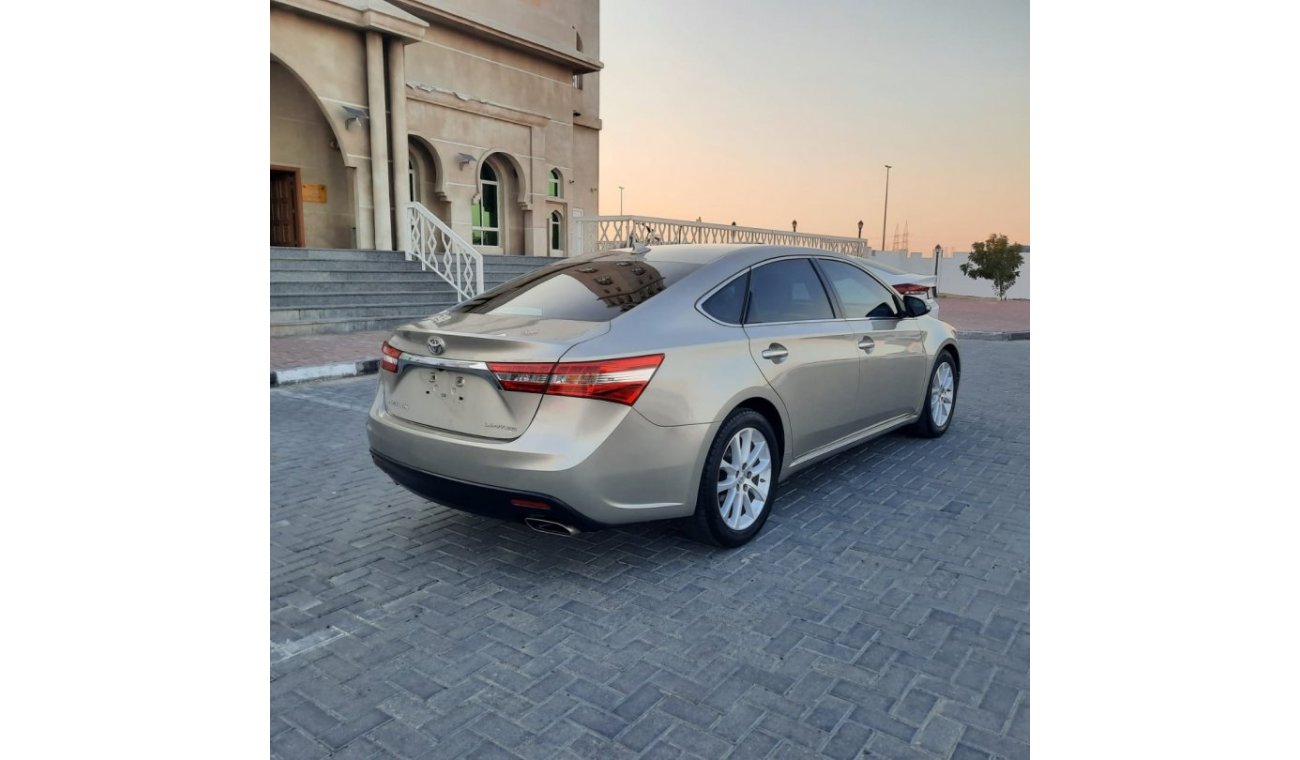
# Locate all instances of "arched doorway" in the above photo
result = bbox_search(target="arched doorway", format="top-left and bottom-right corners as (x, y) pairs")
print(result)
(472, 152), (525, 254)
(408, 138), (450, 224)
(269, 59), (352, 248)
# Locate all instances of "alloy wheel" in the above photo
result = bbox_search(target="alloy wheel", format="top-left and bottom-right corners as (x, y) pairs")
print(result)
(931, 362), (955, 428)
(716, 427), (772, 531)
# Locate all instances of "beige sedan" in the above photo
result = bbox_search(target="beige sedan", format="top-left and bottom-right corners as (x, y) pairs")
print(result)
(368, 244), (960, 547)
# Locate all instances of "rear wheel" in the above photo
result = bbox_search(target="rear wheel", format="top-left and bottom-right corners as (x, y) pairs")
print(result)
(686, 409), (781, 547)
(911, 351), (958, 438)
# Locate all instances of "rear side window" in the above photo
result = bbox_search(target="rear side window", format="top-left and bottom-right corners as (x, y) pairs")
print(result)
(818, 259), (898, 319)
(701, 272), (748, 323)
(745, 259), (835, 324)
(451, 257), (699, 322)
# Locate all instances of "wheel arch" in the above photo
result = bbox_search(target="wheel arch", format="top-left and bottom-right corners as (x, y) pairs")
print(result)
(731, 395), (787, 465)
(938, 340), (961, 378)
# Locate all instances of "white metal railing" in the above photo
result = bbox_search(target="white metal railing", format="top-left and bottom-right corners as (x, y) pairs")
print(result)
(571, 215), (872, 258)
(406, 202), (484, 299)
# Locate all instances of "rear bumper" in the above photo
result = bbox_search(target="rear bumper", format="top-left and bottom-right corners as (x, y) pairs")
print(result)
(366, 389), (716, 526)
(370, 450), (608, 531)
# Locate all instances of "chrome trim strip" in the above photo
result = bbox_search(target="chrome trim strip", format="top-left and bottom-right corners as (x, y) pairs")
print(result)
(395, 353), (503, 389)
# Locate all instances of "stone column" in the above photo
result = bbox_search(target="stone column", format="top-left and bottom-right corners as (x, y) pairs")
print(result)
(366, 31), (392, 250)
(387, 38), (410, 254)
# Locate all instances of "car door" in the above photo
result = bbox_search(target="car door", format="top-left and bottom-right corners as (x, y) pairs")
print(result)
(815, 258), (929, 425)
(742, 257), (862, 457)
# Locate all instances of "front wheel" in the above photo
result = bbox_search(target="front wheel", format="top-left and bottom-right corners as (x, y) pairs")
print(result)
(686, 409), (781, 547)
(911, 352), (958, 438)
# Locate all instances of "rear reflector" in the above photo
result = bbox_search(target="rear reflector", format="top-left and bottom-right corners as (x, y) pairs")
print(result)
(380, 341), (401, 372)
(510, 498), (551, 510)
(487, 354), (664, 406)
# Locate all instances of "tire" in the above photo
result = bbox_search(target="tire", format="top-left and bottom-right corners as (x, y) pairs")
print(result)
(911, 351), (958, 438)
(686, 409), (782, 547)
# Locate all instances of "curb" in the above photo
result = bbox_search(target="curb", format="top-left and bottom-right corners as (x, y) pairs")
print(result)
(955, 330), (1029, 341)
(271, 358), (380, 387)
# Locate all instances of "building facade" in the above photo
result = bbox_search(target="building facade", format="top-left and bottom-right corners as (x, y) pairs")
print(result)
(270, 0), (602, 256)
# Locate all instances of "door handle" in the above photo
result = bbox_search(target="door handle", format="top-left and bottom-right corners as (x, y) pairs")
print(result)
(760, 343), (789, 362)
(858, 336), (875, 354)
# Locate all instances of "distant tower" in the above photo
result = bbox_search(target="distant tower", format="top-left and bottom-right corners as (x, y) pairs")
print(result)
(891, 223), (900, 253)
(901, 221), (909, 254)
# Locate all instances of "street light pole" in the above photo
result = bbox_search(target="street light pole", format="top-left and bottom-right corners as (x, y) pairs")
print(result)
(618, 186), (625, 216)
(880, 164), (892, 256)
(933, 244), (942, 296)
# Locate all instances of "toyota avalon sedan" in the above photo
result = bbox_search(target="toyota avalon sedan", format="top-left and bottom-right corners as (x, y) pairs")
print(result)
(367, 244), (959, 547)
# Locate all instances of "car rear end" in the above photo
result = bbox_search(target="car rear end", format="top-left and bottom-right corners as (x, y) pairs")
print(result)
(366, 255), (715, 531)
(862, 259), (941, 317)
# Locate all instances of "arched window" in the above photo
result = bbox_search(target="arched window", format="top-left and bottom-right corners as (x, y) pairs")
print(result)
(548, 169), (562, 198)
(473, 162), (500, 246)
(549, 211), (564, 254)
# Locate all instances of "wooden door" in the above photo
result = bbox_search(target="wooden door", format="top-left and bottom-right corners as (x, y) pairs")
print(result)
(270, 167), (303, 247)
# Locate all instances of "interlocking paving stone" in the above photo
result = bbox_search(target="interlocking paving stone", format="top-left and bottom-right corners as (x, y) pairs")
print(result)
(271, 340), (1029, 758)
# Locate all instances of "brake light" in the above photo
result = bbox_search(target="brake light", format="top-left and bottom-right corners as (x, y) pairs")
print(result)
(893, 283), (929, 294)
(487, 354), (664, 406)
(380, 341), (401, 372)
(487, 362), (553, 394)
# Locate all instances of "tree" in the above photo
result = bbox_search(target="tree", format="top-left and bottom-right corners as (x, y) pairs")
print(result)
(960, 233), (1025, 300)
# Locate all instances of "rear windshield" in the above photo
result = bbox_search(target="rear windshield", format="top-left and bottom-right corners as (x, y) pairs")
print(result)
(450, 257), (701, 322)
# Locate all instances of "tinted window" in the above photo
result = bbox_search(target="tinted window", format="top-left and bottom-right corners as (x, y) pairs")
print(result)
(818, 259), (898, 319)
(450, 257), (699, 322)
(701, 272), (748, 323)
(745, 259), (835, 324)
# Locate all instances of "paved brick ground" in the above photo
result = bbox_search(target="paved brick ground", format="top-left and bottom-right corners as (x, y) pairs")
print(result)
(269, 299), (1027, 372)
(931, 299), (1029, 335)
(272, 330), (392, 371)
(270, 341), (1029, 759)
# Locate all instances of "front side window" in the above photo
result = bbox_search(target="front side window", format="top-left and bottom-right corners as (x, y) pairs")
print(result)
(548, 169), (562, 198)
(818, 259), (897, 319)
(472, 163), (500, 246)
(745, 259), (835, 324)
(549, 211), (563, 253)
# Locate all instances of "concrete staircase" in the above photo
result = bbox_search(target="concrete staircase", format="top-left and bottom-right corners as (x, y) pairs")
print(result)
(271, 248), (557, 336)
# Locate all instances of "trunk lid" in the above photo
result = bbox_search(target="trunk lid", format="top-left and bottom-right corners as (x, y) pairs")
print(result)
(382, 311), (608, 439)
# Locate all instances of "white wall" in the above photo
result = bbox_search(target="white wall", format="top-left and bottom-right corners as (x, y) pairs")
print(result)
(870, 249), (1031, 299)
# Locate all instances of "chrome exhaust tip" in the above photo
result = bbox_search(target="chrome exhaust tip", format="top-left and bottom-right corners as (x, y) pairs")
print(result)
(524, 517), (580, 537)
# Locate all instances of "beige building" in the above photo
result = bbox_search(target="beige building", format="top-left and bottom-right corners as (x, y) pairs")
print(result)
(270, 0), (602, 256)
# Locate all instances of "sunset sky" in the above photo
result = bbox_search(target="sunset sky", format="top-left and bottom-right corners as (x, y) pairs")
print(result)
(598, 0), (1029, 253)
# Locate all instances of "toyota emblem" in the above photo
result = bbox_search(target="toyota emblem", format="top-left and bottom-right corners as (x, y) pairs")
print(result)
(427, 337), (446, 355)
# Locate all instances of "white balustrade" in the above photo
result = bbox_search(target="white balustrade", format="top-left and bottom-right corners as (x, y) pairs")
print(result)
(406, 202), (484, 299)
(571, 215), (872, 258)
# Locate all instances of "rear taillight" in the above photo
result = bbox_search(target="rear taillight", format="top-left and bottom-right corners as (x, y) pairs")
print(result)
(893, 283), (929, 294)
(487, 362), (553, 394)
(487, 354), (664, 406)
(380, 341), (401, 372)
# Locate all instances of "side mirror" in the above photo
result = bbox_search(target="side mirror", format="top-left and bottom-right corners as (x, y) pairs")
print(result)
(903, 295), (930, 317)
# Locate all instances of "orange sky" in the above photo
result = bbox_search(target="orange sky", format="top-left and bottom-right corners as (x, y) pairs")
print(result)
(598, 0), (1029, 253)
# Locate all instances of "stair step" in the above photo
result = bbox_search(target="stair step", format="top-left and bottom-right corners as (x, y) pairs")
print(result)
(271, 280), (463, 295)
(270, 259), (428, 272)
(272, 302), (458, 321)
(271, 291), (461, 306)
(269, 270), (456, 284)
(271, 315), (430, 337)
